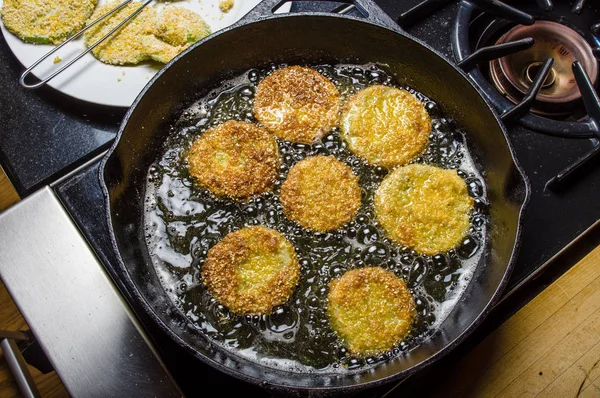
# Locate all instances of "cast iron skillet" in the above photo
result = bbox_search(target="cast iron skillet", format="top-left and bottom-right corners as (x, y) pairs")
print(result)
(100, 0), (530, 394)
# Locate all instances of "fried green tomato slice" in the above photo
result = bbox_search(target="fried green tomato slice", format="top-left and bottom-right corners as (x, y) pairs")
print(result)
(1, 0), (97, 44)
(340, 85), (431, 168)
(374, 164), (473, 255)
(328, 267), (415, 356)
(187, 120), (280, 200)
(253, 66), (341, 144)
(84, 2), (157, 65)
(155, 6), (211, 47)
(201, 226), (300, 315)
(280, 155), (361, 232)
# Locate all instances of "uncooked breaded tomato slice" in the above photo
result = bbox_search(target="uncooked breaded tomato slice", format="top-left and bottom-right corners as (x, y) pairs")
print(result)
(84, 4), (211, 65)
(340, 85), (431, 168)
(154, 6), (211, 47)
(328, 267), (416, 356)
(374, 163), (473, 255)
(280, 155), (361, 232)
(187, 120), (280, 200)
(1, 0), (97, 44)
(254, 66), (341, 144)
(84, 2), (157, 65)
(201, 226), (300, 315)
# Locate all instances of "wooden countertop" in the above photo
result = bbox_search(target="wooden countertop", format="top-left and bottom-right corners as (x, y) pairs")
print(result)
(1, 168), (599, 398)
(430, 241), (600, 397)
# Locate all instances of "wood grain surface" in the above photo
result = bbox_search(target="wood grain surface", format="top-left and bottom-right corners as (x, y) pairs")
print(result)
(0, 168), (599, 397)
(429, 244), (600, 398)
(0, 167), (18, 212)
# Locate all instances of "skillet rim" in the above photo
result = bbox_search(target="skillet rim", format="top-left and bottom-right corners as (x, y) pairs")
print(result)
(98, 11), (532, 392)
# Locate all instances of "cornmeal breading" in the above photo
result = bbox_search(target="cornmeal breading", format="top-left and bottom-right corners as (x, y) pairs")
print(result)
(254, 66), (341, 144)
(328, 267), (415, 356)
(340, 85), (431, 168)
(280, 156), (361, 232)
(1, 0), (97, 44)
(374, 164), (473, 255)
(84, 3), (211, 65)
(187, 120), (280, 200)
(155, 6), (211, 47)
(84, 2), (156, 65)
(219, 0), (234, 13)
(141, 34), (183, 64)
(202, 226), (300, 315)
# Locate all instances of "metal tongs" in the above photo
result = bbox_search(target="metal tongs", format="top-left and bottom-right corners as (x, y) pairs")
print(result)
(19, 0), (152, 89)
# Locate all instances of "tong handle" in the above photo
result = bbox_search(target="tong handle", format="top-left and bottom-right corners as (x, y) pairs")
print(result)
(19, 0), (152, 90)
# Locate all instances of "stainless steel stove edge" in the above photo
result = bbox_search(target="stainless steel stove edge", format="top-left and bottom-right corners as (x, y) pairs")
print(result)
(0, 187), (181, 398)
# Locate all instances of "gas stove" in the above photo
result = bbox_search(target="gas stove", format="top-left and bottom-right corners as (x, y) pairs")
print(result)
(0, 0), (599, 397)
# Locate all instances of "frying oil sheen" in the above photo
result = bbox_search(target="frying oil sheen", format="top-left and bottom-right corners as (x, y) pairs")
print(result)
(143, 63), (488, 373)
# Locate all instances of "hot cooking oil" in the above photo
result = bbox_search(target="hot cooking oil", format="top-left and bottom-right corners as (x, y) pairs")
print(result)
(144, 63), (488, 373)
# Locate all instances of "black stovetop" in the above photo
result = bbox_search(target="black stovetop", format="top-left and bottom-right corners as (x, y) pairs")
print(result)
(2, 0), (600, 396)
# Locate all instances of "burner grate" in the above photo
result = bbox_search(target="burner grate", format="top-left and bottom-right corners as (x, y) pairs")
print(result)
(546, 61), (600, 189)
(448, 0), (600, 190)
(396, 0), (600, 190)
(488, 21), (598, 117)
(453, 0), (600, 138)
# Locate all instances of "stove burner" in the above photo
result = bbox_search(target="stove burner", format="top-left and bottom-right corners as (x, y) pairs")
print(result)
(489, 21), (598, 116)
(525, 62), (556, 87)
(453, 0), (600, 138)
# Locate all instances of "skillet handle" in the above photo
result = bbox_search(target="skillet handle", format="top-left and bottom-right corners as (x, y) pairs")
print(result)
(237, 0), (401, 32)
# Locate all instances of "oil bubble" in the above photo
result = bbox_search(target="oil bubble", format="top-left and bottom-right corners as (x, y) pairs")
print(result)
(362, 243), (389, 264)
(457, 235), (480, 259)
(357, 225), (379, 245)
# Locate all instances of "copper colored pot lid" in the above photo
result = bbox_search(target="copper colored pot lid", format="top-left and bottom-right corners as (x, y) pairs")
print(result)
(492, 20), (598, 106)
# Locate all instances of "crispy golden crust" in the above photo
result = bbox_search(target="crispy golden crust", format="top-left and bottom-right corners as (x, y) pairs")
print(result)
(187, 120), (280, 200)
(374, 164), (473, 255)
(1, 0), (97, 44)
(253, 66), (341, 144)
(201, 226), (300, 315)
(155, 6), (211, 47)
(84, 2), (157, 65)
(328, 267), (415, 356)
(340, 85), (431, 168)
(280, 156), (361, 232)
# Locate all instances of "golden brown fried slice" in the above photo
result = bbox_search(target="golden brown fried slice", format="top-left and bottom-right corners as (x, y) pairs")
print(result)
(155, 6), (211, 47)
(1, 0), (97, 44)
(374, 164), (473, 255)
(254, 66), (341, 144)
(328, 267), (415, 356)
(202, 226), (300, 315)
(280, 155), (361, 232)
(340, 85), (431, 168)
(187, 120), (280, 200)
(84, 2), (156, 65)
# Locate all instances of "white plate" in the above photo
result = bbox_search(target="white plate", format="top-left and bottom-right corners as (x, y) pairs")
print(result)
(0, 0), (289, 108)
